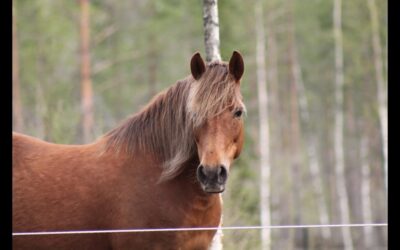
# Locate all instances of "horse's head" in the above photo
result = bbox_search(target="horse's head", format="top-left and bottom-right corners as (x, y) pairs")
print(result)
(189, 51), (245, 193)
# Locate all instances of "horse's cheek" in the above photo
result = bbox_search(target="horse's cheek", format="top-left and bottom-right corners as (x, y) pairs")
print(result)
(234, 129), (244, 159)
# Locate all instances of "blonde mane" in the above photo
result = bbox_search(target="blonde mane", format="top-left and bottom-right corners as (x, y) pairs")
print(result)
(104, 61), (244, 181)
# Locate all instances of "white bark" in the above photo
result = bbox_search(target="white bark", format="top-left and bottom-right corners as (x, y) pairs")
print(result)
(333, 0), (354, 249)
(203, 1), (222, 248)
(255, 1), (271, 250)
(360, 137), (374, 250)
(202, 0), (221, 62)
(367, 0), (387, 194)
(286, 2), (304, 246)
(265, 11), (283, 249)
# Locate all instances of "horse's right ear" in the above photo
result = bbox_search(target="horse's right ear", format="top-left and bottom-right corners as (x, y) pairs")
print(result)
(190, 52), (206, 80)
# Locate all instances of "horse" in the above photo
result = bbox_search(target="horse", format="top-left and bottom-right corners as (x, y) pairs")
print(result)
(13, 51), (245, 250)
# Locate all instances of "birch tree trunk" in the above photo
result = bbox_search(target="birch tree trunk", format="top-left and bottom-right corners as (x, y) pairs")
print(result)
(286, 1), (306, 247)
(367, 0), (387, 194)
(202, 0), (221, 62)
(13, 6), (23, 132)
(266, 10), (286, 249)
(333, 0), (354, 249)
(360, 136), (374, 250)
(202, 1), (222, 249)
(80, 0), (94, 143)
(255, 1), (271, 250)
(293, 31), (332, 243)
(286, 0), (331, 240)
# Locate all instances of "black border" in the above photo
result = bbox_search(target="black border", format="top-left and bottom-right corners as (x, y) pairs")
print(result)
(388, 0), (395, 249)
(3, 0), (12, 249)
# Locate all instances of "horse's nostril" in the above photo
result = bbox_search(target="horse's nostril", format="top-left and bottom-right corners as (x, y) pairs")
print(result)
(197, 165), (228, 186)
(218, 165), (228, 183)
(197, 165), (207, 183)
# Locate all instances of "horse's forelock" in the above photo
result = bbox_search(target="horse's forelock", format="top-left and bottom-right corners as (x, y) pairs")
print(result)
(187, 62), (244, 128)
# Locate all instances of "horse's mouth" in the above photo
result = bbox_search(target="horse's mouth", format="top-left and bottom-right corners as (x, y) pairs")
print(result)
(202, 185), (225, 194)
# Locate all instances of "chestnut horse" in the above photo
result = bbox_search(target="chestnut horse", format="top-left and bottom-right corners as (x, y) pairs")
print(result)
(13, 51), (245, 250)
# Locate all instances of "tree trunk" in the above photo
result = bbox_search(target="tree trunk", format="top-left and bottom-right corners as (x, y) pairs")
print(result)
(286, 0), (332, 241)
(202, 0), (221, 62)
(13, 6), (23, 132)
(202, 1), (222, 249)
(294, 32), (332, 243)
(367, 0), (387, 194)
(255, 1), (272, 250)
(360, 136), (374, 250)
(297, 71), (332, 242)
(333, 0), (354, 249)
(80, 0), (94, 143)
(286, 1), (302, 248)
(265, 9), (284, 249)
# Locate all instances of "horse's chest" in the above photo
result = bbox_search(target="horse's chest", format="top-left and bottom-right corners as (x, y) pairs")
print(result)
(178, 231), (216, 250)
(151, 196), (222, 249)
(112, 177), (222, 249)
(177, 197), (222, 249)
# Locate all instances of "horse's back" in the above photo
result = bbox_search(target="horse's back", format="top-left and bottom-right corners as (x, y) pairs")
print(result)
(13, 132), (81, 229)
(13, 132), (48, 168)
(13, 132), (72, 183)
(12, 132), (112, 249)
(13, 132), (97, 171)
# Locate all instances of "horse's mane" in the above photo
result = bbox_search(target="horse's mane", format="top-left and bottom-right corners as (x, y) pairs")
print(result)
(104, 61), (244, 181)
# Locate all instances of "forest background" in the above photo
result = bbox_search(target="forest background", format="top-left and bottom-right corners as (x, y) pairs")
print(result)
(12, 0), (387, 249)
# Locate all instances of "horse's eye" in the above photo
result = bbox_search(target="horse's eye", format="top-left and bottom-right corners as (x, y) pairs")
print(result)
(234, 110), (243, 118)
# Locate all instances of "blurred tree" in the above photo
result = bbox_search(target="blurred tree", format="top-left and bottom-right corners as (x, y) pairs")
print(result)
(286, 0), (307, 247)
(255, 1), (271, 250)
(13, 5), (23, 132)
(287, 0), (332, 242)
(80, 0), (94, 143)
(367, 0), (387, 194)
(360, 135), (374, 250)
(264, 1), (284, 248)
(333, 0), (354, 249)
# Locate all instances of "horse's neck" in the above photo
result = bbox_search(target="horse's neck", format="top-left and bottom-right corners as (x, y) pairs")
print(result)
(175, 165), (222, 228)
(101, 136), (219, 210)
(104, 147), (222, 227)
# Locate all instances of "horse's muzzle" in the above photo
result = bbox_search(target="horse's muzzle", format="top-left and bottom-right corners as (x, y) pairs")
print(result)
(196, 165), (228, 193)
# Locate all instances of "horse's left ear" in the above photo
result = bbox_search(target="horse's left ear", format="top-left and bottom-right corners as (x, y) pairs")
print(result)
(229, 51), (244, 82)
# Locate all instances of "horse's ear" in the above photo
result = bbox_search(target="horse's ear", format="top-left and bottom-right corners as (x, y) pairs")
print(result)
(229, 51), (244, 82)
(190, 52), (206, 80)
